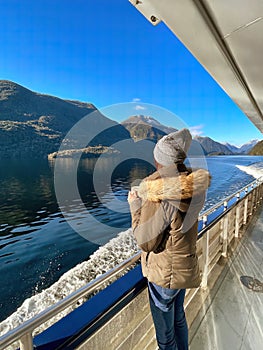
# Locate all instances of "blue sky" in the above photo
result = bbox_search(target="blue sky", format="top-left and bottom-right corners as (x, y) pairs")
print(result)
(0, 0), (262, 146)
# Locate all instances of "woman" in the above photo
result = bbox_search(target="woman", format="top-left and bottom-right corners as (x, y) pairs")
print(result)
(128, 129), (210, 350)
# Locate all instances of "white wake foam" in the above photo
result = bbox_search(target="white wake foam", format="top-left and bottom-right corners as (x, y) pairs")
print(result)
(236, 163), (263, 179)
(0, 229), (139, 348)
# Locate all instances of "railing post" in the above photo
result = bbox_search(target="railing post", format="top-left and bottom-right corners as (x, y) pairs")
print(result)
(201, 230), (210, 288)
(251, 188), (256, 214)
(256, 185), (259, 203)
(235, 194), (240, 238)
(256, 185), (260, 205)
(222, 213), (228, 257)
(243, 189), (248, 225)
(253, 186), (258, 208)
(19, 333), (33, 350)
(260, 183), (263, 201)
(260, 183), (263, 200)
(202, 215), (207, 229)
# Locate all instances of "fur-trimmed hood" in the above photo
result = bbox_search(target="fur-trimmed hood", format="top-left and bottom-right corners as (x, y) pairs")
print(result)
(137, 164), (210, 204)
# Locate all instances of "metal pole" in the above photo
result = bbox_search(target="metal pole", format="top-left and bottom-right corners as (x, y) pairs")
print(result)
(235, 193), (240, 238)
(201, 230), (210, 288)
(222, 214), (228, 257)
(19, 333), (33, 350)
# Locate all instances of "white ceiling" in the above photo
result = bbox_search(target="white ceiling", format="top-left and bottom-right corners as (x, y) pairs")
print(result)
(129, 0), (263, 133)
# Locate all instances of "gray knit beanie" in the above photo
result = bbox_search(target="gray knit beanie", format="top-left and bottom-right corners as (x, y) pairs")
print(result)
(153, 128), (192, 166)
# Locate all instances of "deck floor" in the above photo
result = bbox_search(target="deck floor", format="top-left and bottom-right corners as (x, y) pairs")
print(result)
(190, 208), (263, 350)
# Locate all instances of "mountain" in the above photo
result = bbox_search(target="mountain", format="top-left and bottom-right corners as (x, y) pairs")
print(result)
(249, 140), (263, 155)
(0, 80), (131, 158)
(121, 115), (177, 142)
(120, 116), (244, 156)
(1, 81), (259, 159)
(222, 140), (260, 154)
(194, 136), (234, 155)
(238, 139), (259, 154)
(223, 143), (240, 154)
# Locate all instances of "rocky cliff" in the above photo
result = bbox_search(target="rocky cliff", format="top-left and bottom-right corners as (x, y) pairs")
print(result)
(249, 140), (263, 155)
(0, 81), (130, 158)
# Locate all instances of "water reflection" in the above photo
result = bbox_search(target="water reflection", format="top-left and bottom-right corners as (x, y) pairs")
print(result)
(0, 159), (56, 227)
(54, 157), (155, 242)
(0, 157), (154, 321)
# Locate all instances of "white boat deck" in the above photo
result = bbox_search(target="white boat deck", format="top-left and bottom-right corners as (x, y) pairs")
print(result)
(189, 208), (263, 350)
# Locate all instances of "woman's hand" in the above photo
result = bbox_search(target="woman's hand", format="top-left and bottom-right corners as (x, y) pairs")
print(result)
(128, 190), (138, 203)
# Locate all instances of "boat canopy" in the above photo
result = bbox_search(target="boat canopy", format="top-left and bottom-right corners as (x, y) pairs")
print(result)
(129, 0), (263, 132)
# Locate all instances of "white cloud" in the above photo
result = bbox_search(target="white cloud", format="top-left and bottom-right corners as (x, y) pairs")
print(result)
(189, 125), (204, 136)
(134, 105), (146, 111)
(132, 98), (141, 102)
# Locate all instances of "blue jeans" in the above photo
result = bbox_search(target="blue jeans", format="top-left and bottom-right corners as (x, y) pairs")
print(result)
(148, 282), (188, 350)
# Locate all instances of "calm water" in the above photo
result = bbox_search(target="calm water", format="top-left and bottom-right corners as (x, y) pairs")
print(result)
(0, 156), (263, 322)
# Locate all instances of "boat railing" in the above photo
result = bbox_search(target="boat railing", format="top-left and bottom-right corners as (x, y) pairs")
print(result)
(0, 176), (263, 350)
(186, 176), (263, 308)
(200, 176), (263, 218)
(0, 254), (141, 350)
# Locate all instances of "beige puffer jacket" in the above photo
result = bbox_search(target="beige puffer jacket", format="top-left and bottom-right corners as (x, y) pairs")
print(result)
(130, 164), (210, 289)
